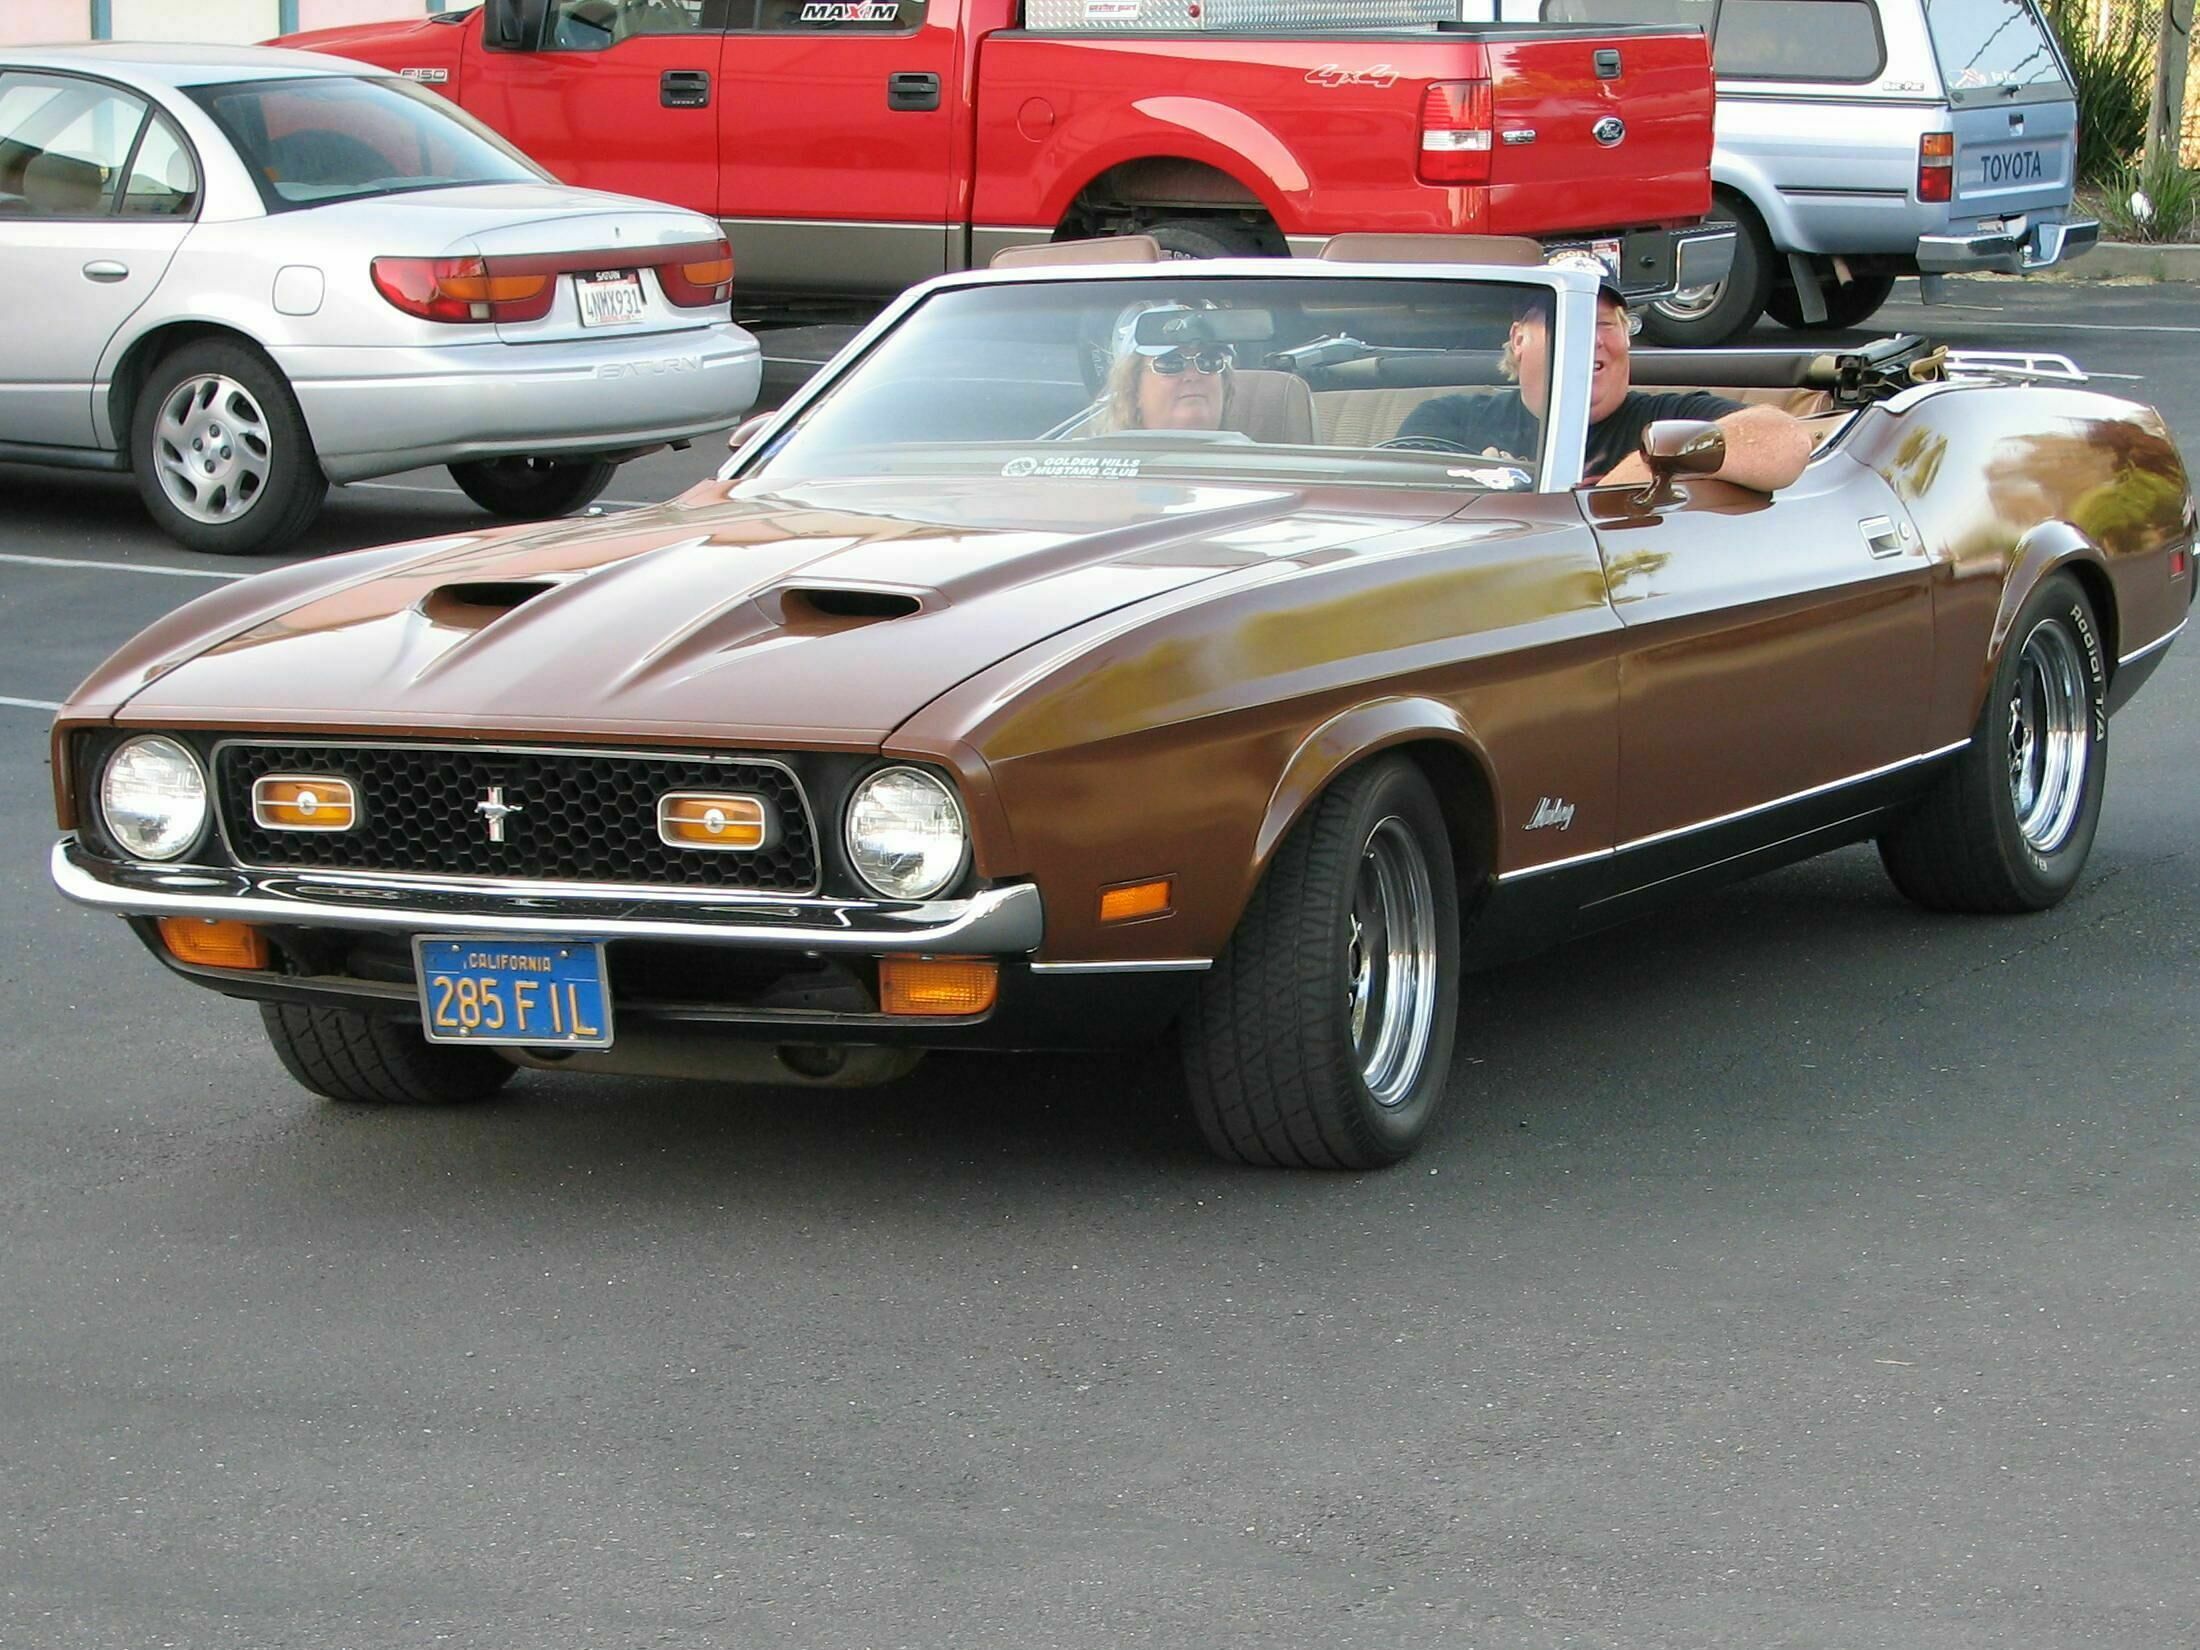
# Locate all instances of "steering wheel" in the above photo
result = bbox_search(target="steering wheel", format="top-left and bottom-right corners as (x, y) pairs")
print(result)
(1374, 435), (1473, 454)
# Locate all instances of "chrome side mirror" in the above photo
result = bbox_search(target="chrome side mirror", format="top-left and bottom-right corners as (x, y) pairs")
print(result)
(1632, 418), (1724, 508)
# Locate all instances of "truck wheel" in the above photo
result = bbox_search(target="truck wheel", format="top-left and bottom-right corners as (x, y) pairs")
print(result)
(1766, 274), (1896, 332)
(1877, 572), (2107, 913)
(1144, 218), (1268, 260)
(1639, 202), (1771, 347)
(131, 341), (327, 555)
(1180, 757), (1461, 1169)
(261, 1003), (516, 1106)
(448, 456), (618, 520)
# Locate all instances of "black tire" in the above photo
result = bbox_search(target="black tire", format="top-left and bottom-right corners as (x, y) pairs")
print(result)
(1766, 273), (1896, 332)
(447, 456), (619, 520)
(1638, 198), (1773, 347)
(130, 340), (327, 555)
(1180, 757), (1461, 1169)
(1144, 218), (1269, 260)
(1878, 572), (2108, 913)
(261, 1002), (517, 1106)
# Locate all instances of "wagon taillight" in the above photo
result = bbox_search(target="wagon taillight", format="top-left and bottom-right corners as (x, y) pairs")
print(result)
(1917, 132), (1955, 203)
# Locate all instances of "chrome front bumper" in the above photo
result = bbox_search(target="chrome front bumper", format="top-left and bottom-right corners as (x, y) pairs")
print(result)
(1917, 215), (2100, 275)
(52, 840), (1043, 954)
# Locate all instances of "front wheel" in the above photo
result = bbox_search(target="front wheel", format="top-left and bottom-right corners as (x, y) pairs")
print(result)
(1878, 571), (2108, 912)
(1180, 757), (1461, 1169)
(448, 455), (618, 520)
(261, 1003), (517, 1106)
(130, 341), (327, 555)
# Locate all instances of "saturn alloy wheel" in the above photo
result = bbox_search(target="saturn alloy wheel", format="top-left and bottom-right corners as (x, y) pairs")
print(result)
(130, 340), (327, 555)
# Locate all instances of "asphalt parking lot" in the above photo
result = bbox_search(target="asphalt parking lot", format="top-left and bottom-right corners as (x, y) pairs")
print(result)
(5, 276), (2200, 1649)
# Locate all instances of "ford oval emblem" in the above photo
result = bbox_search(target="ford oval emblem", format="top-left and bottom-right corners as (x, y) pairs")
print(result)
(1593, 116), (1625, 146)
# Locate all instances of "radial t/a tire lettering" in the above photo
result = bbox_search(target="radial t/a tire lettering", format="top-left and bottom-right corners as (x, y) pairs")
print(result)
(261, 1002), (516, 1106)
(1878, 571), (2108, 913)
(1180, 756), (1461, 1169)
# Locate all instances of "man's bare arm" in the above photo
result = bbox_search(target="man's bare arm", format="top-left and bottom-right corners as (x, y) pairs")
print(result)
(1599, 404), (1814, 493)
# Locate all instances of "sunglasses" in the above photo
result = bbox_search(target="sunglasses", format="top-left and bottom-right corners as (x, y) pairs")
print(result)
(1148, 346), (1234, 376)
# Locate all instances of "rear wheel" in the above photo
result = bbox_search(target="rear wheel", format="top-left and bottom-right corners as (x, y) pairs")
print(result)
(261, 1003), (516, 1106)
(448, 455), (618, 520)
(1143, 217), (1269, 260)
(1639, 201), (1772, 347)
(130, 341), (327, 555)
(1767, 273), (1896, 332)
(1878, 572), (2108, 912)
(1181, 757), (1461, 1169)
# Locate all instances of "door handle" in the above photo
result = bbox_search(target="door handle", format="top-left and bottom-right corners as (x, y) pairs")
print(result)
(660, 69), (711, 108)
(83, 260), (129, 283)
(1861, 515), (1911, 557)
(887, 71), (940, 112)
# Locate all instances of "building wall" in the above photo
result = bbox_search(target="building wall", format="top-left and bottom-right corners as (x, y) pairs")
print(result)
(0, 1), (438, 47)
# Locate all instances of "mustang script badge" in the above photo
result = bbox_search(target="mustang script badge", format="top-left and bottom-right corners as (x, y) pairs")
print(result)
(1526, 796), (1576, 831)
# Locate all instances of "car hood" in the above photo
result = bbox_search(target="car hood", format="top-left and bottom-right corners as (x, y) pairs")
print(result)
(105, 475), (1448, 746)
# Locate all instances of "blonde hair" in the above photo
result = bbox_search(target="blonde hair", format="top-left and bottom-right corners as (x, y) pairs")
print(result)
(1093, 350), (1235, 434)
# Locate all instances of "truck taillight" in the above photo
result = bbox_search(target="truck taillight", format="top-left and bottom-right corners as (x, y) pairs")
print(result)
(1419, 80), (1493, 185)
(370, 256), (555, 324)
(1917, 132), (1954, 203)
(657, 236), (735, 307)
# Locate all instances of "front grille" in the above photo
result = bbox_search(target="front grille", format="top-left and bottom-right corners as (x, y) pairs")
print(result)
(214, 742), (818, 893)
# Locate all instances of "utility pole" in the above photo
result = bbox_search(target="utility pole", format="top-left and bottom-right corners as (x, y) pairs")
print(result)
(2145, 0), (2195, 169)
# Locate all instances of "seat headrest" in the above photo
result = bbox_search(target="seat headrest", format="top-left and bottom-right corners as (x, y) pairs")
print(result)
(1320, 233), (1546, 266)
(992, 235), (1161, 269)
(23, 151), (105, 214)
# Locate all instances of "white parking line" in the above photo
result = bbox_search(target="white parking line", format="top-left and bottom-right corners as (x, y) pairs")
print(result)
(0, 551), (244, 580)
(0, 694), (61, 711)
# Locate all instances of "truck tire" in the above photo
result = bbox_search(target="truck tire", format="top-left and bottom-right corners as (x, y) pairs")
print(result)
(1639, 202), (1771, 347)
(1144, 218), (1268, 260)
(1766, 274), (1896, 333)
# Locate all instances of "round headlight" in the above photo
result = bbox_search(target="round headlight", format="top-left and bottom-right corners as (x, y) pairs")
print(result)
(100, 735), (209, 862)
(844, 766), (967, 900)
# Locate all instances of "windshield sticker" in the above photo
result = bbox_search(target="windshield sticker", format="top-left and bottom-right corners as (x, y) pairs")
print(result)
(800, 0), (899, 18)
(1003, 454), (1143, 480)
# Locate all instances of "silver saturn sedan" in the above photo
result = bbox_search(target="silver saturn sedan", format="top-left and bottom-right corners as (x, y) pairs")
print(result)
(0, 42), (762, 553)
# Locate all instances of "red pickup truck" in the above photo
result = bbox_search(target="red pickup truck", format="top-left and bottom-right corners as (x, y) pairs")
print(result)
(279, 0), (1729, 303)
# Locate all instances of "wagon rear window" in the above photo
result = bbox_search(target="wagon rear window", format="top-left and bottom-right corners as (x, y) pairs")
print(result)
(1922, 0), (2069, 103)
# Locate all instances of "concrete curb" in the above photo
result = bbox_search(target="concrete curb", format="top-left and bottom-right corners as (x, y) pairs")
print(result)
(2038, 240), (2200, 282)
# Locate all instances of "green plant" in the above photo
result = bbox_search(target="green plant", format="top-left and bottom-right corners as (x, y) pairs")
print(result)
(2044, 0), (2154, 183)
(2096, 149), (2200, 241)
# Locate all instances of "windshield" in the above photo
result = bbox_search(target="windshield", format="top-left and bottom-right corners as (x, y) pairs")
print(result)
(743, 275), (1558, 492)
(187, 75), (545, 210)
(1922, 0), (2069, 104)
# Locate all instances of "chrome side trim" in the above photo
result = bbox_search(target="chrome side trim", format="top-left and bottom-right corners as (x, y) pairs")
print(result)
(1028, 957), (1213, 974)
(2120, 617), (2186, 668)
(52, 840), (1044, 955)
(1495, 739), (1971, 883)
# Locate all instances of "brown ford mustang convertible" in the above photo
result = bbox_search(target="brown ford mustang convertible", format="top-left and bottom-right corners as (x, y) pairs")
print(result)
(50, 251), (2197, 1168)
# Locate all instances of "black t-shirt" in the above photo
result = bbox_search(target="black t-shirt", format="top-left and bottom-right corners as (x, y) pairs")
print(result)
(1394, 388), (1746, 481)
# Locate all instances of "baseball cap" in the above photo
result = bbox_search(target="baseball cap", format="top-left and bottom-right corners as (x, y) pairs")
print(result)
(1541, 248), (1626, 305)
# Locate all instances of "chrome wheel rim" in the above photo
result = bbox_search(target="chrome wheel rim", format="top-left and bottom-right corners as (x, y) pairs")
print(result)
(1651, 278), (1727, 322)
(2008, 618), (2090, 853)
(1345, 815), (1440, 1109)
(151, 374), (272, 524)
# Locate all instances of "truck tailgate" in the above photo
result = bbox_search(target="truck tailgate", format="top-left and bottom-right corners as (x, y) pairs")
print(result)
(1950, 98), (2078, 224)
(1483, 31), (1713, 236)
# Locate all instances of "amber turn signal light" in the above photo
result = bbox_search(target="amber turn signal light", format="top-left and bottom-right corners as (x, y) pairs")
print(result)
(252, 775), (358, 832)
(657, 792), (768, 850)
(1099, 878), (1173, 923)
(158, 917), (269, 971)
(879, 956), (998, 1017)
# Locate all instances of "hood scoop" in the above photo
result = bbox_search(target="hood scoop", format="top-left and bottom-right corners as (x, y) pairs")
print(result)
(770, 584), (928, 629)
(419, 579), (563, 629)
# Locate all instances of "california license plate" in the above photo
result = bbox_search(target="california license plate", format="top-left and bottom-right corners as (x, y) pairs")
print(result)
(577, 270), (646, 328)
(414, 937), (613, 1048)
